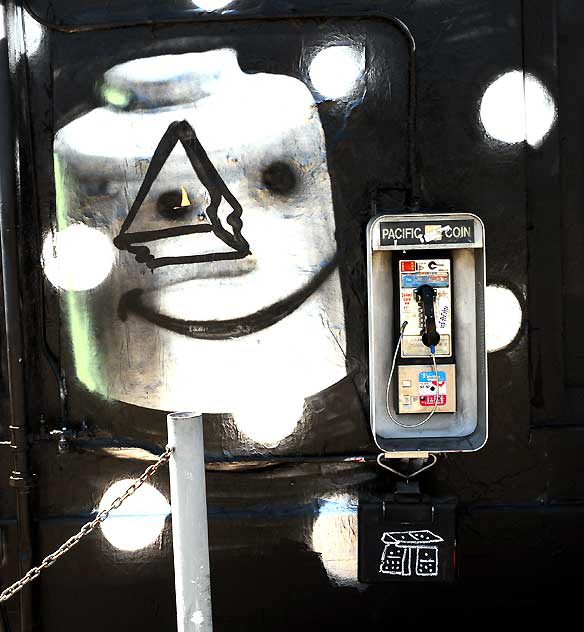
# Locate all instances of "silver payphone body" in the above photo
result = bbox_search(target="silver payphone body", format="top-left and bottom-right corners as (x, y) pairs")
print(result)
(367, 213), (487, 454)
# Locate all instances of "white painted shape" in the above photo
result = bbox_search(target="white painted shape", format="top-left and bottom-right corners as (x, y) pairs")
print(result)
(480, 70), (556, 146)
(485, 284), (522, 352)
(192, 0), (232, 10)
(154, 271), (346, 446)
(308, 45), (365, 100)
(311, 494), (358, 586)
(41, 224), (115, 291)
(108, 48), (237, 83)
(23, 10), (43, 56)
(60, 76), (317, 159)
(415, 547), (439, 577)
(98, 479), (170, 551)
(523, 74), (557, 146)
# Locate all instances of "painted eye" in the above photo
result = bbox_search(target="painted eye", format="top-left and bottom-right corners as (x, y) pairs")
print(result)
(156, 188), (193, 220)
(261, 161), (298, 197)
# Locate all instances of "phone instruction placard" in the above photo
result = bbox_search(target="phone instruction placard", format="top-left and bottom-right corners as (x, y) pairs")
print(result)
(397, 364), (456, 414)
(399, 259), (452, 358)
(419, 371), (446, 406)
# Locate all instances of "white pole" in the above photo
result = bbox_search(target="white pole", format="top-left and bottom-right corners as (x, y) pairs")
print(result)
(167, 412), (213, 632)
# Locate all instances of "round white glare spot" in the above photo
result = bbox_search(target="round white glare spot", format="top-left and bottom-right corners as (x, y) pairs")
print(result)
(233, 396), (301, 447)
(308, 45), (365, 100)
(192, 0), (232, 9)
(479, 70), (556, 146)
(485, 285), (522, 352)
(41, 224), (115, 291)
(98, 479), (170, 551)
(311, 495), (358, 585)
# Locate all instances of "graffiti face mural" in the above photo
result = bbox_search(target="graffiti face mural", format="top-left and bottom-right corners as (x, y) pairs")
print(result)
(50, 48), (347, 445)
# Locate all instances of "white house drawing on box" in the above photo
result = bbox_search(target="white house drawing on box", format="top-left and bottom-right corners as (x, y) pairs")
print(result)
(379, 530), (444, 577)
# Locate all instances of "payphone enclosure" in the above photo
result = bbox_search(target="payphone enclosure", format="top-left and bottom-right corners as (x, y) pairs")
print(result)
(367, 213), (487, 454)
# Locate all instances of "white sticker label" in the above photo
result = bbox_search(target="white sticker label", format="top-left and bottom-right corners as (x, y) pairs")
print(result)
(424, 225), (443, 243)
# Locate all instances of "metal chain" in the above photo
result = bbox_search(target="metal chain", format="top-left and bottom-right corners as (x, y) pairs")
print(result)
(0, 445), (173, 603)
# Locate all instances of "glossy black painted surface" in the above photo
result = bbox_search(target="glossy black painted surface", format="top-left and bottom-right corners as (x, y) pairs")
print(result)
(1, 0), (584, 629)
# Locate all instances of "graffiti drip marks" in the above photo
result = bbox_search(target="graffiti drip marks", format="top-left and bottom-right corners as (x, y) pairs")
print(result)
(114, 120), (250, 269)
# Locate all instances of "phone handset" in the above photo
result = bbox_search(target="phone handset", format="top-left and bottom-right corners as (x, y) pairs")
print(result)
(386, 286), (441, 428)
(415, 284), (440, 351)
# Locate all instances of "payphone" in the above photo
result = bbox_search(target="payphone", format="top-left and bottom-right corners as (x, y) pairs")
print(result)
(367, 213), (487, 455)
(393, 254), (455, 421)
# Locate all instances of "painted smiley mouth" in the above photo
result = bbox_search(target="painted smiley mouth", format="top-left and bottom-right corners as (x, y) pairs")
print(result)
(113, 119), (250, 270)
(117, 257), (338, 340)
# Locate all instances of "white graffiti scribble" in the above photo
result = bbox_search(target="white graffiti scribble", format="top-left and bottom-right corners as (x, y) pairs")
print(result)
(379, 530), (443, 577)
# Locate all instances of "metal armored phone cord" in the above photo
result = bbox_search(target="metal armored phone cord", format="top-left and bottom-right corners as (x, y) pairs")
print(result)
(385, 321), (440, 428)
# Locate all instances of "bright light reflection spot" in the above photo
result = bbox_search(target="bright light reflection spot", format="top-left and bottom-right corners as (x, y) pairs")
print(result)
(233, 392), (302, 447)
(485, 285), (522, 352)
(42, 224), (115, 291)
(309, 45), (365, 100)
(191, 612), (205, 625)
(23, 10), (43, 56)
(311, 494), (358, 585)
(98, 479), (170, 551)
(480, 70), (556, 146)
(192, 0), (232, 10)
